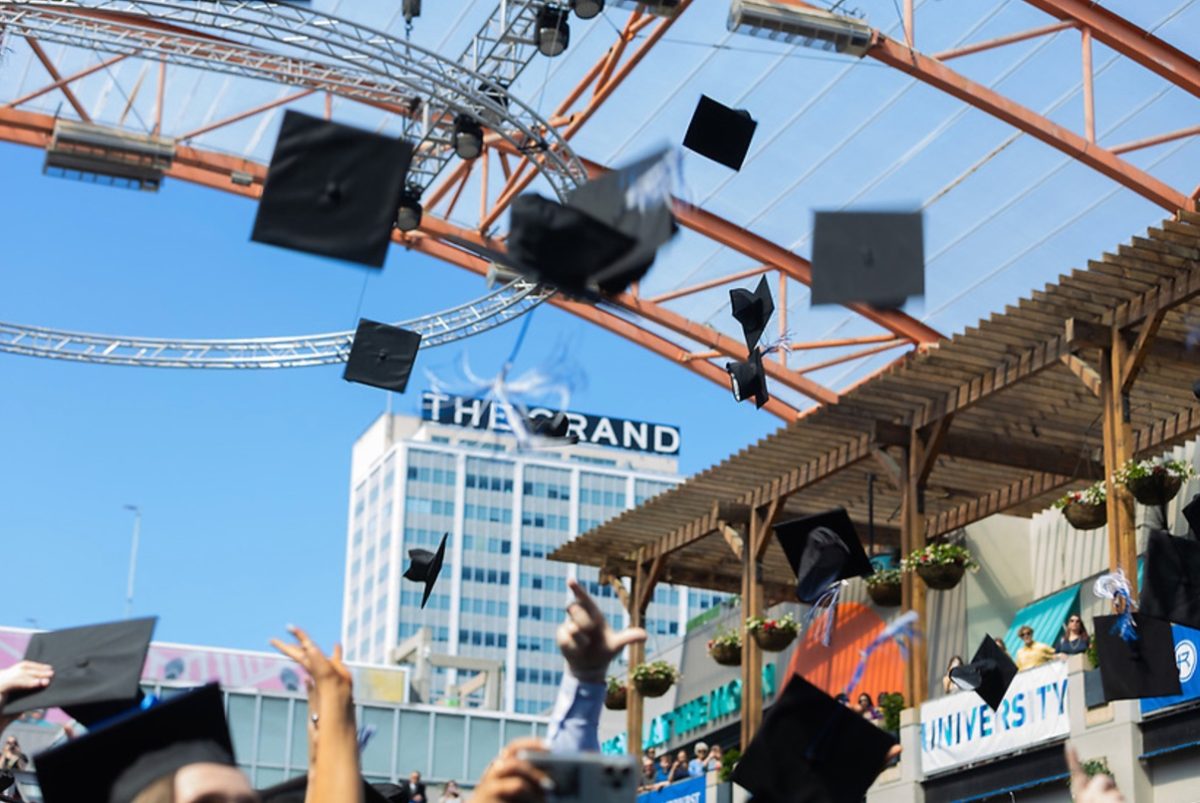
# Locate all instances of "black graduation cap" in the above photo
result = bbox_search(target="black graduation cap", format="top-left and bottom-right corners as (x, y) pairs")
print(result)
(683, 94), (757, 171)
(731, 673), (897, 803)
(404, 532), (448, 608)
(1141, 529), (1200, 630)
(774, 508), (874, 605)
(35, 683), (236, 803)
(528, 411), (579, 443)
(258, 775), (395, 803)
(811, 211), (925, 308)
(726, 348), (769, 409)
(1182, 492), (1200, 537)
(495, 149), (678, 300)
(343, 319), (422, 393)
(0, 618), (155, 727)
(251, 110), (414, 268)
(950, 634), (1018, 711)
(730, 275), (775, 352)
(1094, 613), (1181, 701)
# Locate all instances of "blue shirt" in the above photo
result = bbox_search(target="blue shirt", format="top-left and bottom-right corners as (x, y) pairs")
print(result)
(687, 759), (706, 777)
(547, 673), (604, 753)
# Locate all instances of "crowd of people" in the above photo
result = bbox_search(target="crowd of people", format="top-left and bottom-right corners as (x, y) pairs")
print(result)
(941, 613), (1092, 693)
(637, 742), (723, 792)
(0, 593), (1129, 803)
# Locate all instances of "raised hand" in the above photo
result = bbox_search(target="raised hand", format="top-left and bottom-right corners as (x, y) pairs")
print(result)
(1067, 744), (1124, 802)
(557, 579), (647, 684)
(0, 661), (53, 732)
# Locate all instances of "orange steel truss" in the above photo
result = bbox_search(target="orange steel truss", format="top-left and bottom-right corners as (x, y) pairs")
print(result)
(3, 0), (1198, 418)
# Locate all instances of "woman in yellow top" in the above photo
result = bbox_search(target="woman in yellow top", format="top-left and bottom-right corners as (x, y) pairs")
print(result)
(1015, 625), (1057, 670)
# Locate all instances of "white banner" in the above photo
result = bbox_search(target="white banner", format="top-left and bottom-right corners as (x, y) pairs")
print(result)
(920, 661), (1070, 774)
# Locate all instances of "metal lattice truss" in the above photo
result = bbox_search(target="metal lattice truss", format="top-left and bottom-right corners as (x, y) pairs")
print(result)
(0, 280), (548, 367)
(0, 0), (1197, 418)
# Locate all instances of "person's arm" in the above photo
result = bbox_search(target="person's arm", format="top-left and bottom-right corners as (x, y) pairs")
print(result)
(272, 627), (363, 803)
(1067, 744), (1124, 802)
(547, 579), (646, 753)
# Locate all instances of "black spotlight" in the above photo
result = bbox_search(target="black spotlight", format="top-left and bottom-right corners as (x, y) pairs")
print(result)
(396, 185), (423, 232)
(537, 4), (570, 57)
(571, 0), (603, 19)
(453, 113), (484, 160)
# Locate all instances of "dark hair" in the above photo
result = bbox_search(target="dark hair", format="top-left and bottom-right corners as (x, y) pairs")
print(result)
(857, 692), (874, 707)
(1065, 614), (1089, 639)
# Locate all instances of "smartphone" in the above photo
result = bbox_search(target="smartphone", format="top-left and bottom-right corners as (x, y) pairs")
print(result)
(517, 752), (640, 803)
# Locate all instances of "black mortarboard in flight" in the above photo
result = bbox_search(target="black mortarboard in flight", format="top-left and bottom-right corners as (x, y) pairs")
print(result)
(731, 673), (897, 803)
(528, 411), (579, 443)
(726, 348), (769, 409)
(683, 94), (757, 171)
(1094, 613), (1181, 701)
(258, 775), (395, 803)
(774, 508), (874, 604)
(404, 532), (449, 608)
(35, 683), (237, 803)
(0, 618), (155, 727)
(343, 319), (422, 393)
(1141, 529), (1200, 631)
(811, 211), (925, 308)
(1182, 492), (1200, 537)
(730, 275), (775, 352)
(497, 149), (677, 299)
(251, 110), (413, 268)
(949, 634), (1018, 711)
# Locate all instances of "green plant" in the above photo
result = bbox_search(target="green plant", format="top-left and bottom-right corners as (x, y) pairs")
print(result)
(745, 612), (799, 634)
(878, 692), (905, 733)
(707, 628), (742, 650)
(865, 568), (902, 587)
(1087, 639), (1098, 670)
(900, 542), (979, 572)
(631, 660), (680, 683)
(606, 676), (625, 693)
(1114, 458), (1196, 485)
(1053, 480), (1107, 509)
(718, 748), (741, 783)
(1066, 757), (1112, 788)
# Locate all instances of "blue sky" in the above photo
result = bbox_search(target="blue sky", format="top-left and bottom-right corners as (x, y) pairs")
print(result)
(0, 140), (780, 651)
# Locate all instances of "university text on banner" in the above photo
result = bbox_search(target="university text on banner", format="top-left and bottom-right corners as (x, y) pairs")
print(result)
(920, 661), (1070, 774)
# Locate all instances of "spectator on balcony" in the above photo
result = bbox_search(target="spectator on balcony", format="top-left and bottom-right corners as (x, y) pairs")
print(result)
(668, 750), (690, 783)
(1055, 615), (1090, 657)
(640, 757), (663, 792)
(706, 745), (723, 772)
(655, 754), (672, 784)
(1015, 625), (1056, 670)
(857, 693), (882, 722)
(687, 743), (710, 777)
(942, 656), (964, 695)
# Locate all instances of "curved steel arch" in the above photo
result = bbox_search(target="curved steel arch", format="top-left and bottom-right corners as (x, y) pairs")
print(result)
(0, 0), (588, 193)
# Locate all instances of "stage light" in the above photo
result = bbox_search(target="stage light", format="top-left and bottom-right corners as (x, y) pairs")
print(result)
(537, 4), (571, 57)
(453, 113), (484, 160)
(572, 0), (604, 19)
(396, 186), (423, 232)
(727, 0), (873, 57)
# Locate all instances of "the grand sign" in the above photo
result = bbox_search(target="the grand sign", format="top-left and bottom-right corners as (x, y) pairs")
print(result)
(421, 392), (681, 456)
(920, 661), (1070, 774)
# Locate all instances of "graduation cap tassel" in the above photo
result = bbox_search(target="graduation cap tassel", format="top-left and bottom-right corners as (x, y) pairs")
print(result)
(805, 580), (844, 647)
(1093, 570), (1138, 643)
(844, 611), (920, 698)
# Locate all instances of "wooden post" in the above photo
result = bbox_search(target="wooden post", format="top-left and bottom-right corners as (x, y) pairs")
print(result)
(739, 499), (780, 749)
(626, 557), (646, 759)
(900, 443), (928, 706)
(1099, 326), (1137, 595)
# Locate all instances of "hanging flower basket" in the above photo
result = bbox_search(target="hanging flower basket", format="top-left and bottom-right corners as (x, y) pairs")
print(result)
(1063, 501), (1107, 530)
(916, 562), (966, 590)
(631, 661), (679, 698)
(604, 680), (627, 710)
(902, 543), (978, 591)
(707, 630), (742, 666)
(865, 569), (903, 607)
(1115, 459), (1195, 507)
(1054, 482), (1107, 530)
(746, 613), (799, 652)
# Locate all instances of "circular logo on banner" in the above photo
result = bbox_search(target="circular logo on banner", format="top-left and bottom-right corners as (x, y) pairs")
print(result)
(1177, 639), (1198, 683)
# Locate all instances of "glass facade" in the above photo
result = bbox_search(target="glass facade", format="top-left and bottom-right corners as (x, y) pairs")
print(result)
(141, 682), (546, 789)
(344, 415), (725, 714)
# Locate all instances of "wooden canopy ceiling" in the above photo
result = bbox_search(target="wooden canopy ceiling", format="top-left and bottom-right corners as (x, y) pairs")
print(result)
(550, 212), (1200, 599)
